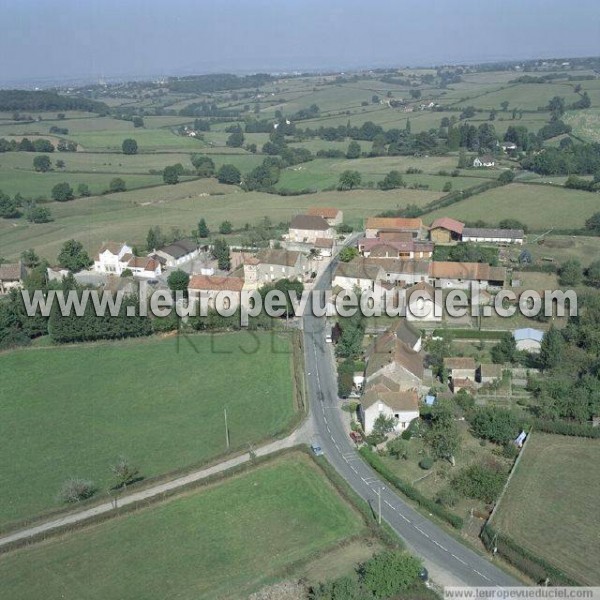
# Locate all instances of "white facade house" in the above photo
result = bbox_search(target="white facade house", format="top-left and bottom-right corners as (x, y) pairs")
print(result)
(306, 206), (343, 226)
(360, 382), (420, 434)
(332, 259), (384, 293)
(473, 155), (495, 168)
(513, 328), (544, 353)
(126, 256), (162, 278)
(0, 262), (26, 294)
(288, 215), (334, 244)
(462, 228), (524, 245)
(94, 242), (133, 275)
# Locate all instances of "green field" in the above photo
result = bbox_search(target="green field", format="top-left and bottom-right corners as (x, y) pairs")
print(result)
(0, 333), (296, 526)
(0, 181), (442, 261)
(492, 433), (600, 585)
(0, 455), (365, 599)
(424, 183), (599, 230)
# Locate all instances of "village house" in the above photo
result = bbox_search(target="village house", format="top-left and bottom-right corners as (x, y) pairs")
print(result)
(243, 249), (309, 289)
(473, 155), (495, 168)
(46, 266), (70, 282)
(403, 281), (443, 323)
(94, 242), (133, 276)
(461, 228), (524, 245)
(428, 261), (506, 289)
(306, 206), (343, 226)
(478, 363), (503, 384)
(444, 357), (477, 382)
(288, 214), (334, 244)
(365, 217), (424, 240)
(332, 259), (384, 293)
(357, 238), (433, 260)
(126, 256), (162, 278)
(366, 258), (431, 286)
(500, 141), (517, 152)
(0, 262), (26, 294)
(429, 217), (465, 244)
(313, 237), (334, 257)
(513, 328), (544, 353)
(153, 239), (200, 267)
(188, 275), (245, 310)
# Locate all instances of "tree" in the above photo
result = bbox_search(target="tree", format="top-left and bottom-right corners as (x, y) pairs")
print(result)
(378, 170), (404, 190)
(442, 181), (452, 192)
(212, 238), (231, 271)
(146, 226), (164, 251)
(586, 260), (600, 287)
(191, 154), (215, 177)
(338, 170), (361, 190)
(163, 165), (179, 185)
(109, 177), (126, 192)
(500, 100), (509, 112)
(426, 400), (460, 464)
(132, 116), (144, 128)
(167, 269), (190, 294)
(409, 89), (421, 100)
(0, 192), (21, 218)
(33, 154), (51, 172)
(57, 239), (91, 272)
(558, 259), (583, 286)
(539, 326), (565, 371)
(77, 183), (91, 197)
(26, 204), (52, 223)
(346, 140), (361, 159)
(451, 462), (507, 503)
(387, 437), (410, 460)
(197, 218), (210, 238)
(55, 159), (65, 169)
(51, 182), (74, 201)
(121, 138), (138, 155)
(111, 456), (140, 489)
(58, 478), (96, 503)
(498, 170), (515, 184)
(585, 212), (600, 234)
(216, 164), (241, 185)
(20, 248), (40, 268)
(219, 220), (233, 234)
(372, 414), (396, 437)
(360, 551), (422, 598)
(226, 130), (244, 147)
(338, 247), (358, 262)
(469, 407), (520, 444)
(491, 333), (517, 364)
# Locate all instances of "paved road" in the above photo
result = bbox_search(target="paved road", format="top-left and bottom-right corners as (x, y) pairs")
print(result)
(303, 257), (521, 588)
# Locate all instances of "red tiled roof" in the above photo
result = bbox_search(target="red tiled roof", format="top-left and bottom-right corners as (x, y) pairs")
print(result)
(366, 217), (423, 231)
(307, 206), (340, 219)
(430, 217), (464, 235)
(188, 275), (244, 292)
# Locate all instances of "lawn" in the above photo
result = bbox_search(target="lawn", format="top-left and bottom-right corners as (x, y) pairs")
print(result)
(492, 433), (600, 585)
(0, 455), (365, 600)
(423, 183), (600, 231)
(0, 332), (296, 527)
(0, 182), (441, 261)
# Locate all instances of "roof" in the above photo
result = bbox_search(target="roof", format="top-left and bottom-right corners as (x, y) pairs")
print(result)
(453, 378), (477, 389)
(379, 231), (414, 242)
(98, 241), (128, 255)
(476, 154), (495, 163)
(429, 217), (465, 235)
(148, 253), (167, 266)
(256, 248), (302, 267)
(394, 320), (421, 348)
(188, 275), (245, 292)
(365, 335), (424, 381)
(362, 385), (419, 413)
(479, 363), (503, 378)
(513, 328), (544, 342)
(290, 214), (330, 231)
(462, 228), (524, 240)
(359, 238), (434, 256)
(366, 258), (430, 276)
(333, 258), (382, 281)
(306, 206), (340, 219)
(0, 262), (25, 281)
(365, 217), (423, 232)
(314, 238), (334, 249)
(158, 239), (198, 259)
(444, 357), (476, 370)
(128, 256), (159, 271)
(428, 261), (506, 283)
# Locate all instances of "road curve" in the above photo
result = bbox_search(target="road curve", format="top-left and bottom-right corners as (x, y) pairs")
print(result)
(303, 256), (521, 588)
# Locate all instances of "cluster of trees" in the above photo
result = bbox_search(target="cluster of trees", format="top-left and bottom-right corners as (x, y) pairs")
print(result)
(433, 243), (499, 265)
(0, 191), (53, 222)
(168, 73), (272, 94)
(565, 174), (600, 192)
(309, 550), (422, 600)
(522, 141), (600, 175)
(0, 89), (107, 113)
(0, 137), (55, 153)
(335, 306), (365, 360)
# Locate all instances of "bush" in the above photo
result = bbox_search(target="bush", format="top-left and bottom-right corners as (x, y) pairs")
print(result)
(58, 478), (96, 503)
(451, 462), (507, 503)
(436, 486), (459, 507)
(419, 457), (434, 470)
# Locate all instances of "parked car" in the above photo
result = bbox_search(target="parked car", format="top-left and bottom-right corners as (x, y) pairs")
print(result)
(349, 431), (362, 443)
(310, 443), (324, 456)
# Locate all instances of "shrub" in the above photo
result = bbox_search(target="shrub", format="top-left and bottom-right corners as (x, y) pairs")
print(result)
(419, 457), (434, 470)
(58, 478), (96, 503)
(452, 462), (507, 503)
(436, 486), (459, 507)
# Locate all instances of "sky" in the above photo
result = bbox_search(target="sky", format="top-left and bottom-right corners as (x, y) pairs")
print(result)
(0, 0), (598, 85)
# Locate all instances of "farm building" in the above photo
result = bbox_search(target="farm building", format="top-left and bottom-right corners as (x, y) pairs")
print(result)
(444, 357), (477, 381)
(366, 258), (430, 286)
(428, 261), (506, 289)
(403, 281), (443, 322)
(332, 259), (384, 292)
(478, 363), (503, 384)
(188, 275), (245, 310)
(473, 155), (495, 168)
(500, 142), (517, 152)
(365, 217), (424, 239)
(154, 239), (200, 267)
(513, 328), (544, 353)
(313, 237), (334, 257)
(0, 262), (26, 294)
(243, 249), (309, 289)
(462, 228), (524, 244)
(306, 206), (343, 226)
(429, 217), (465, 244)
(357, 237), (433, 260)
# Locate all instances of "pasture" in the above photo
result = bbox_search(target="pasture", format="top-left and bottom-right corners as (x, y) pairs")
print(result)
(423, 183), (599, 231)
(0, 455), (365, 599)
(0, 332), (296, 526)
(492, 433), (600, 585)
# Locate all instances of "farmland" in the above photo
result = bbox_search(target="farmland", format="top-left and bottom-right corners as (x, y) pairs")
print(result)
(0, 332), (296, 526)
(492, 433), (600, 585)
(0, 455), (366, 599)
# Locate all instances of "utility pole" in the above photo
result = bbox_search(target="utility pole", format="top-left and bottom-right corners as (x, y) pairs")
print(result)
(224, 407), (230, 449)
(376, 486), (385, 524)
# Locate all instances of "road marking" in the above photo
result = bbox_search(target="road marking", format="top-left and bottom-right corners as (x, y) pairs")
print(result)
(452, 554), (467, 565)
(384, 500), (396, 511)
(414, 526), (429, 539)
(432, 540), (448, 552)
(473, 570), (490, 581)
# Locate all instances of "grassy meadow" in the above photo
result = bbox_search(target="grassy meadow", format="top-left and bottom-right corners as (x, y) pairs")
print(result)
(0, 333), (296, 526)
(0, 455), (366, 599)
(492, 433), (600, 585)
